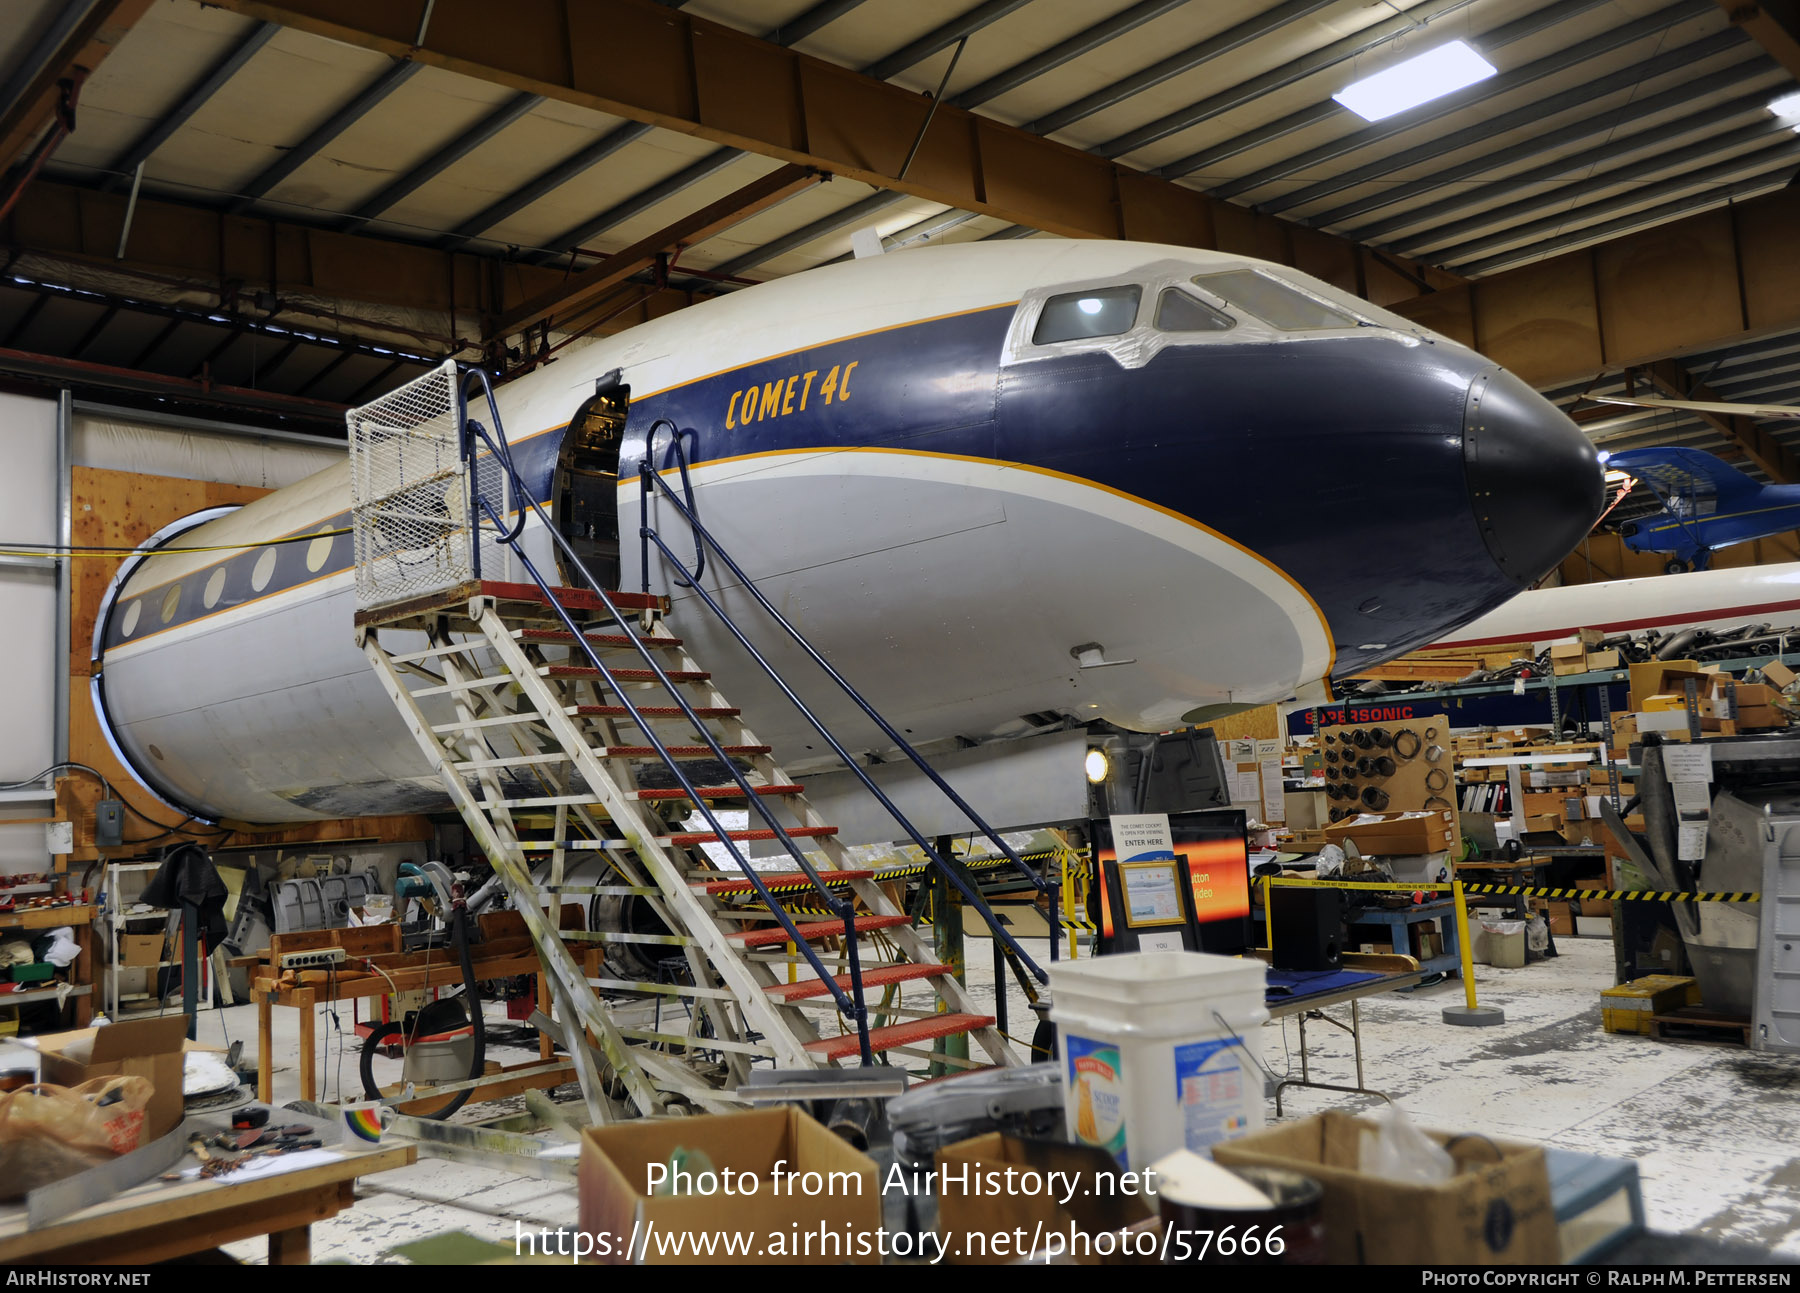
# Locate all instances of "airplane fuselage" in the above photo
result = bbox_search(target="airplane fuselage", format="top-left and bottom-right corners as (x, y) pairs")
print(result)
(92, 240), (1601, 823)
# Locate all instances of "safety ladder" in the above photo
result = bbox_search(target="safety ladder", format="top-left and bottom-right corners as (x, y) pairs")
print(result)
(348, 362), (1049, 1121)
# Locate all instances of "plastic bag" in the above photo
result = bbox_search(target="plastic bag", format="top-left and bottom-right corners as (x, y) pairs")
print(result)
(1479, 918), (1525, 937)
(0, 1075), (154, 1155)
(0, 1076), (153, 1200)
(1526, 915), (1550, 952)
(1357, 1103), (1455, 1184)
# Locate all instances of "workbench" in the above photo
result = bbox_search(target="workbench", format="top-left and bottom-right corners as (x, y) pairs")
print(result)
(250, 916), (571, 1106)
(0, 1138), (415, 1265)
(1265, 962), (1424, 1115)
(0, 903), (95, 1028)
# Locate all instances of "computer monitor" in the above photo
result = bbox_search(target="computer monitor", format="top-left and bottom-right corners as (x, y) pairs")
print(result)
(1090, 809), (1252, 956)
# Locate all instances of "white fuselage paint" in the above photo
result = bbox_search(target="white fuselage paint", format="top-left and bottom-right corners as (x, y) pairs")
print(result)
(97, 241), (1425, 823)
(1428, 562), (1800, 651)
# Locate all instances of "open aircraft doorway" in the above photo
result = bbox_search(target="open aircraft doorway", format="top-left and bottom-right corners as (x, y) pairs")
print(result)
(555, 376), (629, 589)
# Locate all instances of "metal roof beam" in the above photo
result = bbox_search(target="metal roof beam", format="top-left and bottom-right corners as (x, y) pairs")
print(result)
(765, 0), (871, 48)
(1644, 356), (1799, 481)
(438, 122), (651, 251)
(538, 146), (743, 259)
(1387, 187), (1800, 390)
(952, 0), (1186, 110)
(202, 0), (1452, 293)
(1717, 0), (1800, 78)
(860, 0), (1032, 82)
(1032, 0), (1345, 140)
(1447, 138), (1800, 272)
(342, 90), (540, 230)
(1339, 68), (1780, 241)
(1195, 0), (1695, 193)
(101, 22), (278, 191)
(0, 0), (153, 169)
(232, 58), (422, 212)
(492, 163), (821, 338)
(1270, 30), (1751, 221)
(709, 188), (907, 277)
(1398, 116), (1796, 260)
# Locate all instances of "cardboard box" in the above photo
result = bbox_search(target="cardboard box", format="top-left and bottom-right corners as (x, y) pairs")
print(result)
(1212, 1111), (1556, 1264)
(578, 1107), (879, 1264)
(1550, 641), (1587, 676)
(1526, 770), (1584, 788)
(1629, 660), (1702, 710)
(1584, 648), (1621, 671)
(1574, 878), (1613, 918)
(34, 1016), (187, 1139)
(1545, 901), (1575, 937)
(119, 933), (163, 968)
(1763, 660), (1796, 690)
(1601, 975), (1700, 1035)
(934, 1134), (1158, 1265)
(1325, 809), (1456, 857)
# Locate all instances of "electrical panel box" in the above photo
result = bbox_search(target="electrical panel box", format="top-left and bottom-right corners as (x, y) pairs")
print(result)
(95, 801), (124, 848)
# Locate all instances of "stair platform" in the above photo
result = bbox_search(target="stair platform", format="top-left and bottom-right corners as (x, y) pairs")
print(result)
(766, 961), (951, 1002)
(355, 579), (668, 629)
(804, 1012), (996, 1060)
(662, 825), (837, 847)
(633, 784), (801, 801)
(728, 914), (909, 947)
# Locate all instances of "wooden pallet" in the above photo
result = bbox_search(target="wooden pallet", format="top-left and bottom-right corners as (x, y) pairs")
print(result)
(1649, 1006), (1751, 1045)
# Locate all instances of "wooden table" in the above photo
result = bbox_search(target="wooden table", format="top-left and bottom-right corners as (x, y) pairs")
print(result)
(0, 1143), (415, 1265)
(0, 903), (95, 1027)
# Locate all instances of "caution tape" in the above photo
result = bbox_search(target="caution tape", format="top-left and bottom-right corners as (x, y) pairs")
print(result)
(1263, 876), (1758, 903)
(1463, 884), (1758, 904)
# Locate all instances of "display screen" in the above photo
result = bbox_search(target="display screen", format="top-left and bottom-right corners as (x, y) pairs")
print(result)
(1092, 809), (1252, 953)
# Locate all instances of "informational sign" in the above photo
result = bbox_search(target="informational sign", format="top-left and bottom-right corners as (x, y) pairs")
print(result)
(1108, 813), (1175, 861)
(1256, 738), (1285, 825)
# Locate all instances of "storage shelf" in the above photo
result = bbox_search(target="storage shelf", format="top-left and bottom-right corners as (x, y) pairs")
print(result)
(0, 984), (91, 1007)
(1376, 652), (1800, 702)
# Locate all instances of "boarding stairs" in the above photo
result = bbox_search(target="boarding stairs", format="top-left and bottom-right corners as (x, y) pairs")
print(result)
(347, 361), (1054, 1122)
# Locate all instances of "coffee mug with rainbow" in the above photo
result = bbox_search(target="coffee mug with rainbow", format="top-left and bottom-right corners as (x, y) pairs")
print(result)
(338, 1100), (398, 1150)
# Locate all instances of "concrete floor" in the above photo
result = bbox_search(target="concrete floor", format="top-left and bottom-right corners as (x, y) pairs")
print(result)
(203, 930), (1800, 1263)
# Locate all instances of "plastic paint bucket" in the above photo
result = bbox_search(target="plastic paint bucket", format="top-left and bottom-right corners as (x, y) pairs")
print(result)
(1049, 950), (1268, 1172)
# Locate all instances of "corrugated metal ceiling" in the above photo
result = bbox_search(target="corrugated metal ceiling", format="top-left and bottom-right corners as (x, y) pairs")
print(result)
(0, 0), (1792, 444)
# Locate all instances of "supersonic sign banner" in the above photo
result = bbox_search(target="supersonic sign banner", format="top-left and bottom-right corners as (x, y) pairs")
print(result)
(1295, 704), (1428, 730)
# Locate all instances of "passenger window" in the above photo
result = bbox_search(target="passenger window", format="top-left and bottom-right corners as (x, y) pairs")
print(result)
(1033, 285), (1142, 345)
(1191, 270), (1357, 331)
(1155, 288), (1235, 333)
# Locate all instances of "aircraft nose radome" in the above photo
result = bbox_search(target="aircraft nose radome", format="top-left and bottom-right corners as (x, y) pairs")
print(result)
(1463, 367), (1605, 588)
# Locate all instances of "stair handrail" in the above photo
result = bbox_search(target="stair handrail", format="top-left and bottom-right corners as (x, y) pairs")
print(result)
(637, 433), (1058, 982)
(455, 369), (874, 1064)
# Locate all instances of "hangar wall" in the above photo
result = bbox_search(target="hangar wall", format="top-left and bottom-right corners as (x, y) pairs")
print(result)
(0, 392), (59, 871)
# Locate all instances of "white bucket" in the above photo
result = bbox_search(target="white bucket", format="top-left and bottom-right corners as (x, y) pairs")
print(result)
(1050, 950), (1268, 1172)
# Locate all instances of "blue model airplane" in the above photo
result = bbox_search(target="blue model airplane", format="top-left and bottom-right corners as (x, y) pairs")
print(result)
(1605, 445), (1800, 573)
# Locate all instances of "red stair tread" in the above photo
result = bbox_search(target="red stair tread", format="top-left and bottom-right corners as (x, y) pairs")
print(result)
(804, 1013), (996, 1060)
(634, 784), (801, 801)
(478, 580), (664, 613)
(518, 629), (682, 648)
(547, 666), (709, 682)
(601, 745), (769, 758)
(766, 962), (951, 1002)
(728, 914), (908, 947)
(576, 705), (740, 719)
(664, 826), (837, 847)
(698, 869), (872, 896)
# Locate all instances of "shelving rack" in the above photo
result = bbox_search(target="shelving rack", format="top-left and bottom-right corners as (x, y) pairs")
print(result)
(104, 860), (211, 1018)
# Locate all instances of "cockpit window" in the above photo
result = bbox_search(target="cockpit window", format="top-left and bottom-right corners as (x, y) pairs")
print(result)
(1191, 270), (1358, 331)
(1154, 288), (1235, 333)
(1033, 285), (1142, 344)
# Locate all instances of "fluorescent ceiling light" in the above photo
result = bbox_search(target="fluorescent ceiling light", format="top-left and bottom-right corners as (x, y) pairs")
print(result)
(1332, 40), (1497, 122)
(1770, 91), (1800, 132)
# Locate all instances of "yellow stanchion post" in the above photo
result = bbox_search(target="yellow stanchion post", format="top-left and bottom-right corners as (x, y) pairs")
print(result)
(1262, 874), (1274, 951)
(1442, 878), (1504, 1027)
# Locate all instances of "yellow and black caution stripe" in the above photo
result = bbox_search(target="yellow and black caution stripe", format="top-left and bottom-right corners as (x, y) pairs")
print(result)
(1462, 884), (1758, 904)
(1264, 876), (1758, 903)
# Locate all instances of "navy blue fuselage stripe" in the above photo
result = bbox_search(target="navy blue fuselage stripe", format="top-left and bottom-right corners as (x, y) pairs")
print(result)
(105, 306), (1515, 679)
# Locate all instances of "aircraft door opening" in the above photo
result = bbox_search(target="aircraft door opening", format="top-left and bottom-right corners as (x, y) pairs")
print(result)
(555, 381), (629, 589)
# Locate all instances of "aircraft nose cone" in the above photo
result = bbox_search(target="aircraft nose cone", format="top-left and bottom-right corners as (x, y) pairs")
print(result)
(1463, 367), (1605, 587)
